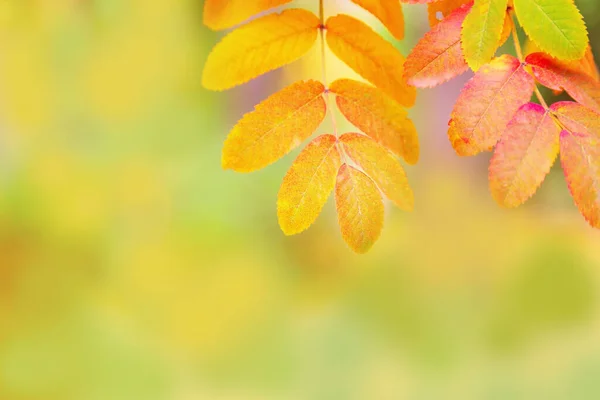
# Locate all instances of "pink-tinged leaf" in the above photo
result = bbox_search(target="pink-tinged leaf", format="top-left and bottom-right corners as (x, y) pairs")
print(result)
(404, 2), (472, 88)
(551, 101), (600, 139)
(340, 133), (414, 211)
(448, 54), (535, 156)
(559, 130), (600, 229)
(277, 134), (341, 235)
(526, 52), (600, 113)
(335, 164), (384, 253)
(489, 103), (560, 207)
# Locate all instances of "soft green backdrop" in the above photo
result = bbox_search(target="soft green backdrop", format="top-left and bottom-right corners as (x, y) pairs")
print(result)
(0, 1), (599, 399)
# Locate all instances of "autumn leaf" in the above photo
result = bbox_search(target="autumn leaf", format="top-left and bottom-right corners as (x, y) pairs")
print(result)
(277, 135), (341, 235)
(222, 80), (326, 172)
(559, 130), (600, 229)
(551, 101), (600, 140)
(203, 0), (291, 30)
(405, 2), (472, 88)
(489, 103), (560, 207)
(550, 101), (600, 228)
(461, 0), (509, 71)
(448, 55), (535, 156)
(526, 52), (600, 113)
(427, 0), (472, 27)
(335, 164), (384, 253)
(513, 0), (588, 61)
(202, 9), (319, 91)
(350, 0), (405, 40)
(329, 79), (419, 164)
(340, 133), (414, 211)
(325, 14), (416, 107)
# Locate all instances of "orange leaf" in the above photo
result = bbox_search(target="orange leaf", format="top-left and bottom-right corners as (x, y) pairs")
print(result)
(350, 0), (405, 40)
(448, 55), (535, 156)
(340, 133), (414, 211)
(489, 103), (560, 207)
(277, 135), (341, 235)
(202, 9), (319, 91)
(559, 129), (600, 229)
(222, 80), (326, 172)
(551, 101), (600, 138)
(405, 2), (472, 88)
(329, 79), (419, 164)
(427, 0), (472, 27)
(325, 14), (416, 107)
(335, 164), (384, 253)
(203, 0), (292, 30)
(526, 52), (600, 113)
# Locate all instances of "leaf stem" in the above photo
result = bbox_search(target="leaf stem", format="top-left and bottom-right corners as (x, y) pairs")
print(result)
(510, 11), (549, 110)
(319, 0), (340, 141)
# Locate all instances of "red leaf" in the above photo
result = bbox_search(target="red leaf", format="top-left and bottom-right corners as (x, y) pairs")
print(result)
(404, 2), (472, 88)
(526, 52), (600, 113)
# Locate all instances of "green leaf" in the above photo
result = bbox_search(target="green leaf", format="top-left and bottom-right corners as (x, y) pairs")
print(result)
(461, 0), (509, 71)
(513, 0), (588, 60)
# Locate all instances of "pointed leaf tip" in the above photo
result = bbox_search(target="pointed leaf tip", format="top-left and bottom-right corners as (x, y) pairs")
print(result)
(335, 164), (384, 253)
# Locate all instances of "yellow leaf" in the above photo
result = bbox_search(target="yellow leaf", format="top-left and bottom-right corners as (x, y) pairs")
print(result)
(350, 0), (405, 40)
(222, 80), (326, 172)
(329, 79), (419, 164)
(203, 0), (292, 30)
(202, 9), (319, 91)
(335, 164), (384, 253)
(340, 133), (414, 211)
(325, 14), (416, 107)
(277, 135), (341, 235)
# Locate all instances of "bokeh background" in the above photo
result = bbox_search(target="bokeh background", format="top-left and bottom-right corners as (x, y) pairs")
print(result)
(1, 0), (600, 399)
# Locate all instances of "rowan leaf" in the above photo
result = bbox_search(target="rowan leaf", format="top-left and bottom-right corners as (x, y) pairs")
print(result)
(335, 164), (384, 254)
(427, 0), (472, 27)
(559, 130), (600, 229)
(222, 80), (326, 172)
(340, 133), (414, 211)
(448, 54), (535, 156)
(513, 0), (588, 61)
(277, 134), (341, 235)
(350, 0), (405, 40)
(461, 0), (509, 71)
(405, 2), (472, 88)
(526, 52), (600, 113)
(489, 103), (560, 207)
(329, 79), (419, 164)
(202, 9), (319, 91)
(551, 101), (600, 139)
(325, 14), (416, 107)
(203, 0), (292, 30)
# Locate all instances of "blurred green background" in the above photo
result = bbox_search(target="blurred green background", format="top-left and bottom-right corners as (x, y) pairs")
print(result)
(0, 1), (600, 399)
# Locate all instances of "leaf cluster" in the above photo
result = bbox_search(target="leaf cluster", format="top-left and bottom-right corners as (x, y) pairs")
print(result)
(202, 0), (418, 252)
(405, 0), (600, 229)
